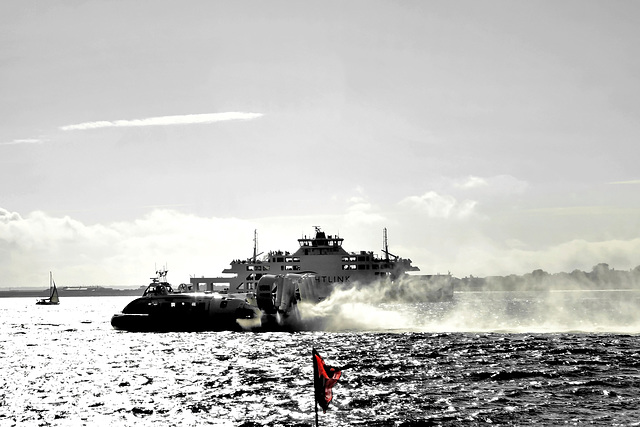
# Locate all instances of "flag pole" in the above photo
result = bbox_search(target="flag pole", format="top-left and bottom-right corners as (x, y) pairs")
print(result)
(313, 347), (319, 427)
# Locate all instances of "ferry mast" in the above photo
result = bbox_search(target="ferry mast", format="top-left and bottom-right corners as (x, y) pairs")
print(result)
(383, 228), (389, 262)
(252, 229), (258, 263)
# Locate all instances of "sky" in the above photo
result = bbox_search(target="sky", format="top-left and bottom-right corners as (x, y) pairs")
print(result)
(1, 0), (640, 288)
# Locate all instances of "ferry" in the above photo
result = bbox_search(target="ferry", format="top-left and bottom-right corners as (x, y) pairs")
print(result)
(110, 269), (260, 332)
(190, 227), (453, 301)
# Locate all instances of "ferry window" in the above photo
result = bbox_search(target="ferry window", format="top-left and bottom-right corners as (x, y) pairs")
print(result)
(171, 302), (176, 307)
(263, 265), (270, 271)
(349, 256), (356, 262)
(373, 265), (379, 270)
(342, 265), (349, 270)
(357, 256), (366, 262)
(285, 265), (295, 271)
(246, 265), (255, 271)
(342, 257), (350, 262)
(293, 265), (300, 271)
(358, 265), (366, 270)
(191, 302), (197, 307)
(293, 257), (300, 262)
(348, 265), (357, 270)
(277, 257), (284, 262)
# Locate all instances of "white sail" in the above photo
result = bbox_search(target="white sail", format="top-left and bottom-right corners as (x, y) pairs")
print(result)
(50, 281), (59, 304)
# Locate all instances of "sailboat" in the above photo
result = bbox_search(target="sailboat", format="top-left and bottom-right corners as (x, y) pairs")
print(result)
(36, 272), (60, 305)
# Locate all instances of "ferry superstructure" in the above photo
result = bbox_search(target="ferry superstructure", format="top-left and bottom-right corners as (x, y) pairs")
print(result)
(190, 227), (433, 293)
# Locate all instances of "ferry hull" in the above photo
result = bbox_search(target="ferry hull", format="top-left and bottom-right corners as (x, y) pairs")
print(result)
(111, 294), (259, 332)
(110, 311), (253, 332)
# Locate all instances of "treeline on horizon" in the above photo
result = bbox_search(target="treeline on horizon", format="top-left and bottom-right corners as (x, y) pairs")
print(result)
(455, 263), (640, 291)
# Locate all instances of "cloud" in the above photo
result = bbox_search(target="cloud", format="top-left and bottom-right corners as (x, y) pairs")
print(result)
(454, 175), (528, 194)
(399, 191), (477, 219)
(59, 112), (263, 131)
(2, 206), (640, 288)
(610, 179), (640, 185)
(0, 138), (44, 146)
(455, 176), (488, 189)
(402, 231), (640, 279)
(0, 207), (257, 288)
(344, 189), (386, 226)
(0, 208), (23, 222)
(522, 206), (640, 216)
(466, 238), (640, 277)
(345, 201), (386, 226)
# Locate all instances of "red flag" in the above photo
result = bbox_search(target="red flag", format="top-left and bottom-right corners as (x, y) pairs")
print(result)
(313, 348), (342, 413)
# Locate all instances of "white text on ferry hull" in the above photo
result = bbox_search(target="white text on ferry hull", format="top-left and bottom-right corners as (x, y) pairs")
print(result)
(315, 276), (351, 284)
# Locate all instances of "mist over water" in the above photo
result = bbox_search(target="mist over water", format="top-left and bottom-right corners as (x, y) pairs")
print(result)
(299, 283), (640, 334)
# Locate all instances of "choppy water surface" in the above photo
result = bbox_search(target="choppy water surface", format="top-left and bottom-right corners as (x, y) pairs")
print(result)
(1, 291), (640, 426)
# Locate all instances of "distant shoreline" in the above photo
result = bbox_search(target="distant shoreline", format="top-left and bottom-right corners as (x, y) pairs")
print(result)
(0, 287), (145, 298)
(3, 263), (639, 298)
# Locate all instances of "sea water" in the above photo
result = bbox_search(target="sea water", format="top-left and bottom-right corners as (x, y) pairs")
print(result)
(1, 291), (640, 426)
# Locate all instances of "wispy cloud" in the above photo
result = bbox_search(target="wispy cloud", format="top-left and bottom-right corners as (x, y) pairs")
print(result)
(455, 176), (488, 189)
(453, 175), (528, 194)
(60, 112), (263, 131)
(0, 138), (44, 146)
(610, 179), (640, 185)
(399, 191), (477, 219)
